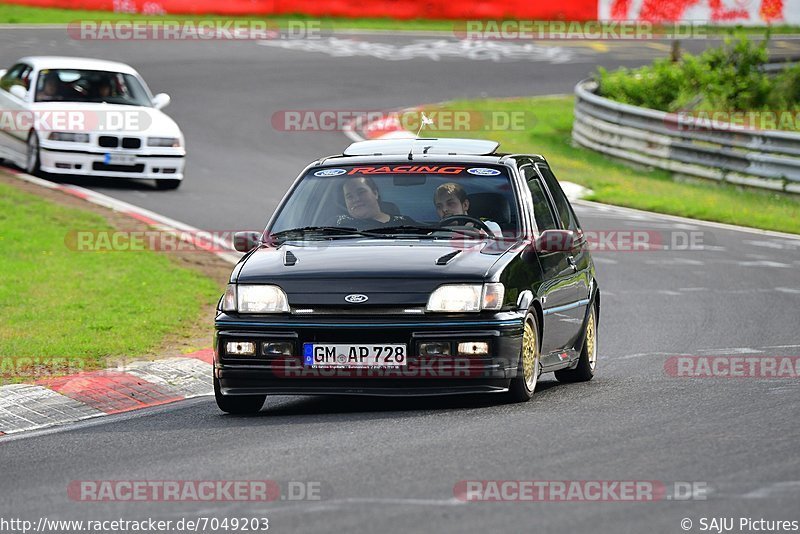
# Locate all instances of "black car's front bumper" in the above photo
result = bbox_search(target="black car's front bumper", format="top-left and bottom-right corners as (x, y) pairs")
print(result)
(214, 312), (524, 397)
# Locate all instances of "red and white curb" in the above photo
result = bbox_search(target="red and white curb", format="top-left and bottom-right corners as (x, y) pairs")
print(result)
(0, 167), (237, 436)
(0, 349), (214, 436)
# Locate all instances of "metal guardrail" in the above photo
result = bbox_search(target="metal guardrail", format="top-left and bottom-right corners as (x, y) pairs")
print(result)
(572, 78), (800, 194)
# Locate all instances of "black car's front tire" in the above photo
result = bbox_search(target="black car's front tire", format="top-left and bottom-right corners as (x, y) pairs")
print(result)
(214, 375), (266, 414)
(555, 304), (597, 383)
(507, 314), (541, 402)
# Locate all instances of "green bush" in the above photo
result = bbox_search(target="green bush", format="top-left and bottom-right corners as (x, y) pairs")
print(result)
(597, 36), (799, 129)
(768, 64), (800, 111)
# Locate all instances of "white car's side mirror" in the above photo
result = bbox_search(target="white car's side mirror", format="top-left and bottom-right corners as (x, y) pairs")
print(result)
(9, 85), (27, 100)
(0, 69), (7, 78)
(152, 93), (171, 110)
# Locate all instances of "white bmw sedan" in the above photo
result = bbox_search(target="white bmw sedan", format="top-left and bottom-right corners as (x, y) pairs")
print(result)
(0, 56), (185, 189)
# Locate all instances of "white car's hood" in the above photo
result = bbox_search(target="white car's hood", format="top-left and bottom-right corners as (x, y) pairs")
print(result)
(29, 101), (182, 137)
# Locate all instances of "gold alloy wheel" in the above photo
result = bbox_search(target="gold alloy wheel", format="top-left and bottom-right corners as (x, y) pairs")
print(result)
(586, 307), (597, 371)
(522, 320), (539, 391)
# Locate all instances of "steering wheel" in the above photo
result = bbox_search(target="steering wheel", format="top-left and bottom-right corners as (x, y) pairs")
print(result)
(439, 215), (493, 234)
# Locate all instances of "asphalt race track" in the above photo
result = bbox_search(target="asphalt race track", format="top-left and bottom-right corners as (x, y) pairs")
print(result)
(1, 29), (800, 534)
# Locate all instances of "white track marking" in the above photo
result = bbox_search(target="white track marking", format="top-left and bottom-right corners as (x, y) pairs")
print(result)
(259, 37), (584, 63)
(573, 199), (800, 241)
(695, 347), (764, 355)
(736, 260), (792, 268)
(775, 287), (800, 295)
(741, 481), (800, 499)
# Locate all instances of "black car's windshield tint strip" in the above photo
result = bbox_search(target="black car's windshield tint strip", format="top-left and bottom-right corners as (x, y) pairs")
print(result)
(363, 225), (485, 238)
(269, 226), (372, 240)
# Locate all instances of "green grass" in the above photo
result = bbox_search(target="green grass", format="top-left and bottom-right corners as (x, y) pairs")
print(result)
(1, 4), (799, 35)
(0, 180), (222, 382)
(421, 96), (800, 234)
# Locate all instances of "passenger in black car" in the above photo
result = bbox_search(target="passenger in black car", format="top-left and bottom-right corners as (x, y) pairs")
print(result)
(336, 176), (415, 228)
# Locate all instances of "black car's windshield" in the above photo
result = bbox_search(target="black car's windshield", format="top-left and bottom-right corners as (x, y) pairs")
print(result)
(269, 164), (520, 239)
(35, 69), (152, 106)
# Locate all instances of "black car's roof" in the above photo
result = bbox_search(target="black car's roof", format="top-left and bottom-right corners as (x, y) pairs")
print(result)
(313, 137), (545, 168)
(314, 153), (546, 168)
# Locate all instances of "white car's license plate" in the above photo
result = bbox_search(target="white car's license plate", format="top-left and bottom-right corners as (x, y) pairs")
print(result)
(303, 343), (407, 367)
(104, 153), (137, 165)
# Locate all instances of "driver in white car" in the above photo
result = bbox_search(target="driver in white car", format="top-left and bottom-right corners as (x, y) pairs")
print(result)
(434, 182), (501, 235)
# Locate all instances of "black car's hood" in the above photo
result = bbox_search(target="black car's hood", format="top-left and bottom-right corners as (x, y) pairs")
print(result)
(233, 238), (517, 306)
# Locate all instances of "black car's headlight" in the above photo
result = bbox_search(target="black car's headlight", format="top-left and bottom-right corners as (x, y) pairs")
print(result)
(49, 132), (89, 142)
(426, 283), (504, 313)
(222, 284), (289, 313)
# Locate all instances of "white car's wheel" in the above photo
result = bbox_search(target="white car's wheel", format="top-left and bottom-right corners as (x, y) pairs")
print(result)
(155, 179), (181, 190)
(26, 131), (41, 175)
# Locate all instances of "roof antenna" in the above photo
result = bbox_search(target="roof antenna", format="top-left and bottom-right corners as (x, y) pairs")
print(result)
(417, 112), (434, 137)
(409, 112), (435, 160)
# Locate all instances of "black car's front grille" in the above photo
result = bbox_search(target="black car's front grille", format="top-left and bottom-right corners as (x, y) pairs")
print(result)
(98, 136), (118, 148)
(291, 306), (425, 316)
(92, 162), (146, 173)
(121, 137), (141, 149)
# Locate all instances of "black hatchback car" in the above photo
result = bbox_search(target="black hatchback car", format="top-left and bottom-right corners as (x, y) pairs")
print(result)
(214, 138), (599, 413)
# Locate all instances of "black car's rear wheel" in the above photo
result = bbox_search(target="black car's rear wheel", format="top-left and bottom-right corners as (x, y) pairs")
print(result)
(508, 315), (540, 402)
(555, 304), (597, 383)
(214, 375), (266, 414)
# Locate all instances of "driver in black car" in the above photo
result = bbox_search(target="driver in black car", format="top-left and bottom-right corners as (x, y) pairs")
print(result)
(336, 176), (416, 228)
(433, 182), (501, 235)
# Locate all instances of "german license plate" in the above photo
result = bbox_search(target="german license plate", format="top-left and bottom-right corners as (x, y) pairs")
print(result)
(303, 343), (407, 367)
(104, 153), (136, 165)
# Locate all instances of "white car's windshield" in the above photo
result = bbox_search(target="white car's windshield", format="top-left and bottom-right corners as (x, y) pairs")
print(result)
(34, 69), (152, 106)
(270, 164), (520, 239)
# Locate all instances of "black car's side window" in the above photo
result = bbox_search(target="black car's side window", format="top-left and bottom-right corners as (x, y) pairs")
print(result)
(522, 165), (558, 232)
(536, 164), (580, 232)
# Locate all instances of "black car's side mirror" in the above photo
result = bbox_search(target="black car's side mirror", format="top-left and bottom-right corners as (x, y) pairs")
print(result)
(233, 231), (261, 253)
(535, 229), (576, 253)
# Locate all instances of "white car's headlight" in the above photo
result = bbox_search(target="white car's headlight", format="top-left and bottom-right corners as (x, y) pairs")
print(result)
(49, 132), (89, 142)
(222, 284), (289, 313)
(147, 137), (181, 147)
(426, 283), (505, 313)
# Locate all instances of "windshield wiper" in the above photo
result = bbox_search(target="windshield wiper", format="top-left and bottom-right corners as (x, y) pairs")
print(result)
(269, 226), (370, 240)
(364, 225), (484, 238)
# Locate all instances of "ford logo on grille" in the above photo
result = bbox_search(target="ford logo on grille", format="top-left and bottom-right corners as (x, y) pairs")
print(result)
(344, 294), (369, 304)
